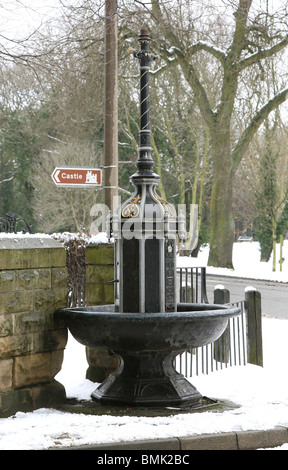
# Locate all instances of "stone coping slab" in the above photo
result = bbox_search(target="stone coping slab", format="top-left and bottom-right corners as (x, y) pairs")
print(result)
(0, 234), (62, 250)
(0, 235), (66, 269)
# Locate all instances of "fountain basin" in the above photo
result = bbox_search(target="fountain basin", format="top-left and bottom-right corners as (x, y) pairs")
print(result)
(55, 303), (240, 408)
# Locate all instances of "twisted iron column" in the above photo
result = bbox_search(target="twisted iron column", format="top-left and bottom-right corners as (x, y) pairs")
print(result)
(117, 29), (176, 314)
(131, 29), (158, 177)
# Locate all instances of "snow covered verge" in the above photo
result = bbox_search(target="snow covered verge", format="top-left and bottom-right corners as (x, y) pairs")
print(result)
(177, 240), (288, 283)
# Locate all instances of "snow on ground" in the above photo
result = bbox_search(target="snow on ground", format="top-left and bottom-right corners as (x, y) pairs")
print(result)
(0, 240), (287, 450)
(177, 240), (288, 283)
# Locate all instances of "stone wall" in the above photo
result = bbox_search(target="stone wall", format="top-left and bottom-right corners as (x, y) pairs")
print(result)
(85, 243), (114, 306)
(84, 243), (118, 381)
(0, 236), (68, 417)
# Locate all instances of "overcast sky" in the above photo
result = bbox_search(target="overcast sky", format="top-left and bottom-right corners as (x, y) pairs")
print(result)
(0, 0), (62, 40)
(0, 0), (286, 47)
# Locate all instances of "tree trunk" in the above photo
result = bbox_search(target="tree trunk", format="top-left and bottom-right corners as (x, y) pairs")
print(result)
(208, 141), (235, 268)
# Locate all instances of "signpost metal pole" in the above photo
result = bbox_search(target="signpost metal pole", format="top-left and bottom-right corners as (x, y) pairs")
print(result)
(104, 0), (118, 211)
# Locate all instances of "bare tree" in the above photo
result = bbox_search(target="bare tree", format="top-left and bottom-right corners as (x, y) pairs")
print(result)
(240, 119), (288, 268)
(32, 140), (101, 233)
(121, 0), (288, 267)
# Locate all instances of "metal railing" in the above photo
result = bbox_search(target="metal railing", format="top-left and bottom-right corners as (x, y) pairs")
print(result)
(175, 300), (247, 377)
(177, 267), (208, 304)
(175, 267), (262, 377)
(0, 212), (32, 234)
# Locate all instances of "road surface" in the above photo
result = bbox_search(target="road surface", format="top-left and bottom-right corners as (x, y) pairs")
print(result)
(206, 275), (288, 319)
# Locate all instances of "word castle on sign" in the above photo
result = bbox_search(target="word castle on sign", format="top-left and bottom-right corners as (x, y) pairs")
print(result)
(51, 167), (102, 188)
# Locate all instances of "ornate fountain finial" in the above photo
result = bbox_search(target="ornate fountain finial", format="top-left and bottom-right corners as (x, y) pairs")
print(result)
(130, 28), (158, 177)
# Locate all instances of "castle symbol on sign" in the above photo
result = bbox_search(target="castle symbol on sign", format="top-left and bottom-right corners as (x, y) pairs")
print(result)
(85, 171), (98, 184)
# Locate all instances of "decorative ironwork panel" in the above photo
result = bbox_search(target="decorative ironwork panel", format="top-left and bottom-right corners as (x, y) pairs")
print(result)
(0, 213), (32, 234)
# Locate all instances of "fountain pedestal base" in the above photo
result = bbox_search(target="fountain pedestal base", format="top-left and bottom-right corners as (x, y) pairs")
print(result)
(91, 350), (202, 407)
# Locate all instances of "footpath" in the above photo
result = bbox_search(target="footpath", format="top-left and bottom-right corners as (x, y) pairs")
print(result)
(50, 399), (288, 451)
(54, 427), (288, 451)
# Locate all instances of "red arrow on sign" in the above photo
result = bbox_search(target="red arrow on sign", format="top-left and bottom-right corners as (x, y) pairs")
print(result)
(51, 167), (102, 187)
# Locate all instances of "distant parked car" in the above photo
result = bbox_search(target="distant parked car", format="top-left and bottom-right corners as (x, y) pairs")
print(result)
(238, 236), (253, 242)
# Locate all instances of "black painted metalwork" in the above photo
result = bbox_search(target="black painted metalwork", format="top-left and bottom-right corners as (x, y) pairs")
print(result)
(0, 213), (33, 234)
(178, 267), (209, 304)
(131, 29), (158, 178)
(110, 28), (179, 314)
(55, 29), (240, 409)
(57, 303), (240, 406)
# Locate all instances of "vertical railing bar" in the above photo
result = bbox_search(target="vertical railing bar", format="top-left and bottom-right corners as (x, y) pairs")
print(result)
(191, 268), (194, 302)
(201, 346), (204, 374)
(201, 267), (208, 303)
(233, 317), (237, 365)
(185, 269), (188, 302)
(225, 331), (228, 368)
(219, 332), (223, 369)
(235, 302), (239, 366)
(229, 318), (232, 366)
(237, 316), (241, 365)
(202, 346), (204, 374)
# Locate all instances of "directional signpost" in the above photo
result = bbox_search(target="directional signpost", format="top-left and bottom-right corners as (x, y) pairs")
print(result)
(51, 167), (102, 188)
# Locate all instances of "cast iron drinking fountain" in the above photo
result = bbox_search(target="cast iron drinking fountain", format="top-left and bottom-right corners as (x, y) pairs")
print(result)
(55, 30), (240, 409)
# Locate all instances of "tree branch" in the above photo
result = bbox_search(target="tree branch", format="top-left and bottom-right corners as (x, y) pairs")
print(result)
(229, 0), (252, 59)
(177, 56), (216, 135)
(152, 23), (217, 134)
(238, 35), (288, 71)
(189, 41), (226, 64)
(232, 88), (288, 171)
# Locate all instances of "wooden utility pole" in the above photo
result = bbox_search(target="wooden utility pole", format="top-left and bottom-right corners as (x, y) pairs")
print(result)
(104, 0), (118, 212)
